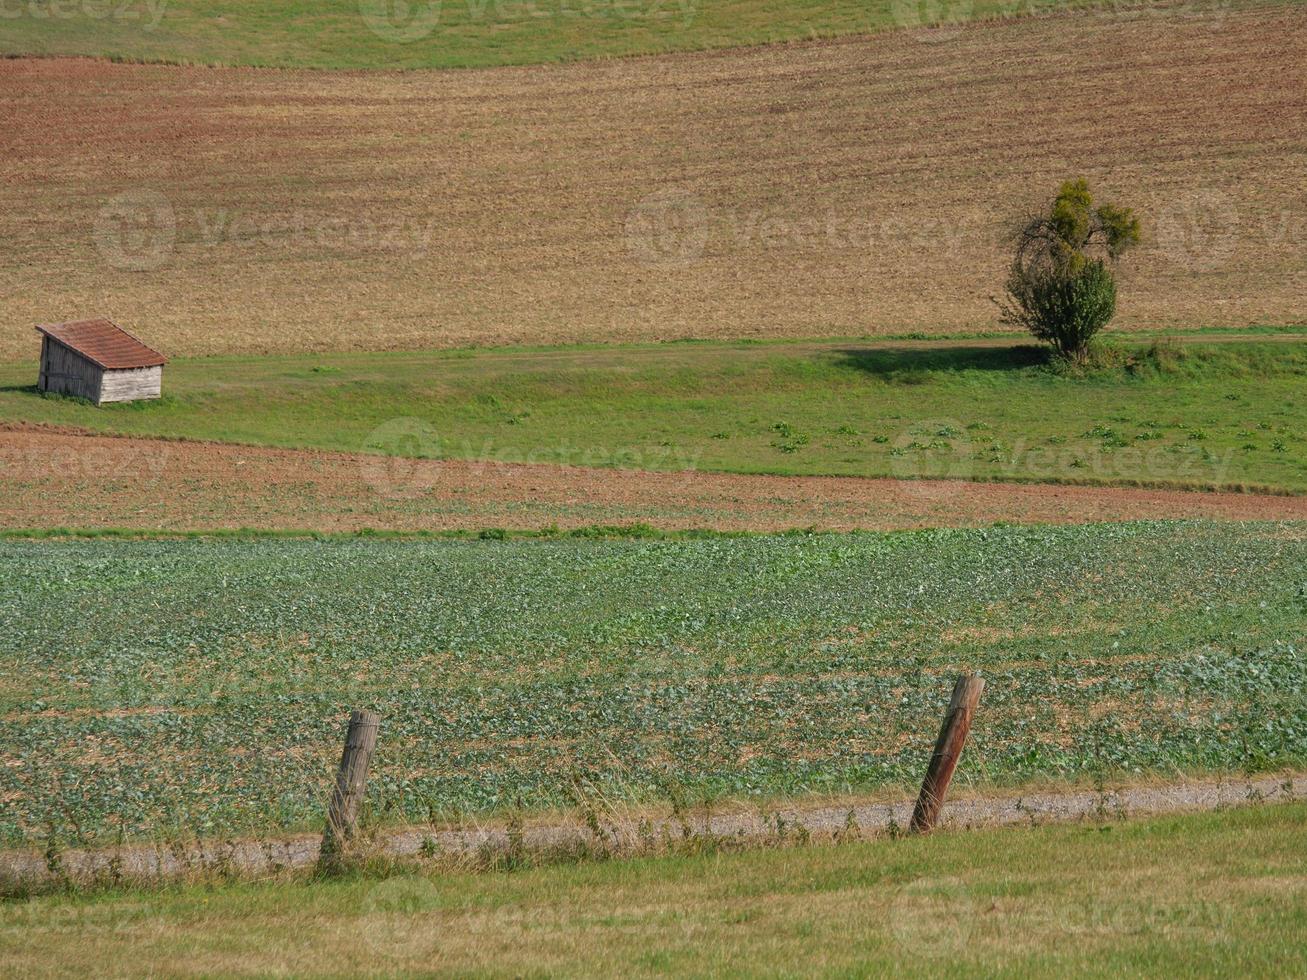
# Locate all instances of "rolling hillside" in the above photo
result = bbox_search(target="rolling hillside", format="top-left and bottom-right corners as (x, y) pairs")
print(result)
(2, 3), (1304, 360)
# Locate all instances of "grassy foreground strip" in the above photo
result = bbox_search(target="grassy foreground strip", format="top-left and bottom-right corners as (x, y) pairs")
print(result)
(4, 804), (1306, 976)
(2, 339), (1305, 491)
(2, 0), (1086, 69)
(2, 521), (1303, 848)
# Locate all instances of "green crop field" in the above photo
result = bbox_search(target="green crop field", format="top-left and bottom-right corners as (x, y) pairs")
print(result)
(4, 803), (1306, 975)
(0, 0), (1097, 69)
(3, 337), (1304, 491)
(2, 520), (1303, 849)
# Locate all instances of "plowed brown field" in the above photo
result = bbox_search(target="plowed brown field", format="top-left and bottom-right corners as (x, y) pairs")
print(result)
(2, 3), (1305, 361)
(4, 427), (1303, 532)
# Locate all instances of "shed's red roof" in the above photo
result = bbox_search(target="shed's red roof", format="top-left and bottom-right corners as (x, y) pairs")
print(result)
(35, 319), (166, 370)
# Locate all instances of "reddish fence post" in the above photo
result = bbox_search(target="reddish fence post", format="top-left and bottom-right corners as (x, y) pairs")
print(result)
(910, 674), (984, 834)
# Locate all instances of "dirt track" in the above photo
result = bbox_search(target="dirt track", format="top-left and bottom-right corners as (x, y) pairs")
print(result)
(2, 2), (1305, 360)
(2, 427), (1303, 532)
(3, 772), (1299, 889)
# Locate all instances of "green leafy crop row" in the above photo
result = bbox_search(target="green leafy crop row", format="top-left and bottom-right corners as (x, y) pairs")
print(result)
(0, 521), (1303, 848)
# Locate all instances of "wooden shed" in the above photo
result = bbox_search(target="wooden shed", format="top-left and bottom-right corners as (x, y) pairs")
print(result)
(35, 318), (166, 405)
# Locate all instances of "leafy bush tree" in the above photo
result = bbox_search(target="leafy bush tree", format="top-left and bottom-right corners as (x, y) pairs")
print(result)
(999, 179), (1140, 361)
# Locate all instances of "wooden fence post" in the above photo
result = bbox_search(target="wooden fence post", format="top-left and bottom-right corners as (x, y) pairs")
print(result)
(321, 709), (380, 864)
(910, 674), (984, 834)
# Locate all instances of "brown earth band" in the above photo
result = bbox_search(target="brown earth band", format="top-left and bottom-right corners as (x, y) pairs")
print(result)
(1, 426), (1304, 533)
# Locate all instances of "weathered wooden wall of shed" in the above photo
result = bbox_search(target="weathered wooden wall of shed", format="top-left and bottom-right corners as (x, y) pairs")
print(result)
(38, 338), (103, 402)
(98, 366), (162, 403)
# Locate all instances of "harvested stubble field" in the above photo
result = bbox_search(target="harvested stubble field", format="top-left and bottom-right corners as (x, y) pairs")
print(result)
(3, 3), (1306, 360)
(1, 521), (1303, 849)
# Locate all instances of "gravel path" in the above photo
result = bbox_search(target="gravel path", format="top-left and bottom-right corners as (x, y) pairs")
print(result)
(4, 773), (1299, 890)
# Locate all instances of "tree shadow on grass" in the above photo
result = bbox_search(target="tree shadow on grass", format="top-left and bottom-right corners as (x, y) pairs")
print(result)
(831, 344), (1049, 383)
(0, 384), (40, 396)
